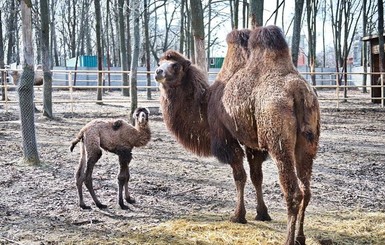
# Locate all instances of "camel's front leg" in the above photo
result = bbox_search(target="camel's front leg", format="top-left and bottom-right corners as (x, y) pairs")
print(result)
(271, 151), (302, 245)
(118, 150), (134, 210)
(230, 160), (247, 224)
(245, 147), (271, 221)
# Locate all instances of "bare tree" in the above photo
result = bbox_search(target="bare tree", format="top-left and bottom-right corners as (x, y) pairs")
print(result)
(95, 0), (103, 104)
(51, 0), (59, 66)
(105, 0), (112, 88)
(129, 0), (140, 119)
(362, 0), (369, 93)
(330, 0), (362, 99)
(179, 0), (186, 53)
(249, 0), (263, 27)
(306, 0), (318, 86)
(291, 0), (305, 67)
(19, 0), (40, 165)
(144, 0), (152, 100)
(118, 0), (129, 96)
(321, 0), (326, 67)
(7, 0), (18, 64)
(378, 0), (384, 105)
(230, 0), (240, 29)
(0, 9), (6, 101)
(40, 0), (53, 118)
(126, 0), (132, 70)
(190, 0), (207, 74)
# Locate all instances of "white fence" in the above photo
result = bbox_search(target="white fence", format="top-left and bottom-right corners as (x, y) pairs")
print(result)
(0, 69), (384, 113)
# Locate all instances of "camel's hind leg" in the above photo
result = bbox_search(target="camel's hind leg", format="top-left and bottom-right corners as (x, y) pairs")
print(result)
(270, 149), (303, 245)
(75, 143), (89, 209)
(117, 149), (134, 210)
(83, 149), (106, 209)
(245, 147), (271, 221)
(294, 141), (315, 245)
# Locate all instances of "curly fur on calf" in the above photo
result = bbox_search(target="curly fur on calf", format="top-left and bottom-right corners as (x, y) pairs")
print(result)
(70, 107), (151, 210)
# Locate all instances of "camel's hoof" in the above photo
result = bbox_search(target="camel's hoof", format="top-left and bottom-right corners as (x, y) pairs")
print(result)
(80, 204), (91, 210)
(96, 203), (108, 209)
(255, 212), (272, 221)
(296, 236), (306, 245)
(230, 216), (247, 224)
(126, 197), (136, 204)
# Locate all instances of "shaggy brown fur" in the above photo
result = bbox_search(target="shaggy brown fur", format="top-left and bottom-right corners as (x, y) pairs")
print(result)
(155, 50), (211, 157)
(155, 26), (320, 245)
(70, 107), (151, 210)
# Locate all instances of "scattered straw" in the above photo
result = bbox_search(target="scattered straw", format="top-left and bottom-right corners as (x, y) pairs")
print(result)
(62, 210), (385, 245)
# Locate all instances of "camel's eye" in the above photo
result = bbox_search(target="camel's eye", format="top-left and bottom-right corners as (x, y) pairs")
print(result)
(172, 63), (180, 70)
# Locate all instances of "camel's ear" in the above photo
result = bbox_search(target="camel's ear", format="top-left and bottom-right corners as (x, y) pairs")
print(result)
(144, 107), (150, 116)
(183, 60), (191, 70)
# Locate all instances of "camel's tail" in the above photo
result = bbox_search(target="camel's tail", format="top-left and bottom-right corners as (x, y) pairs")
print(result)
(294, 84), (320, 146)
(69, 135), (83, 152)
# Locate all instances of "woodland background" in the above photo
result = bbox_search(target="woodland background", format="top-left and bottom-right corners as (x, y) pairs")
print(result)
(0, 0), (384, 163)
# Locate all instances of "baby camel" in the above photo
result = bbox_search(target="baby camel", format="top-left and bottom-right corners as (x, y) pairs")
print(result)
(70, 107), (151, 210)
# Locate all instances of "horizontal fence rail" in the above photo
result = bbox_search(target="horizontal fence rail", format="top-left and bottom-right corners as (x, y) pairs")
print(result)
(0, 69), (384, 113)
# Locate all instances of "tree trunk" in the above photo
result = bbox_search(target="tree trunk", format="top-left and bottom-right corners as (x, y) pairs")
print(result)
(119, 0), (129, 96)
(51, 0), (59, 66)
(73, 0), (88, 87)
(362, 0), (368, 93)
(207, 0), (212, 71)
(378, 0), (384, 106)
(144, 0), (152, 100)
(291, 0), (305, 67)
(19, 0), (40, 165)
(249, 0), (263, 28)
(129, 0), (140, 120)
(7, 0), (18, 64)
(179, 0), (185, 53)
(322, 0), (326, 67)
(0, 9), (6, 101)
(40, 0), (53, 118)
(306, 0), (317, 86)
(189, 0), (207, 74)
(126, 0), (132, 70)
(234, 0), (239, 29)
(242, 0), (247, 28)
(105, 0), (112, 90)
(94, 0), (103, 104)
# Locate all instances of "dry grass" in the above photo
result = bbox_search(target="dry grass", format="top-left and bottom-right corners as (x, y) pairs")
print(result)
(66, 210), (385, 245)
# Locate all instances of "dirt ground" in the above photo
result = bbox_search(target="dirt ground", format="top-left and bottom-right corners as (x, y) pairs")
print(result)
(0, 89), (384, 244)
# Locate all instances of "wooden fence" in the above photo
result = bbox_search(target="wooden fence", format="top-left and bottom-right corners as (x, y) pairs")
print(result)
(0, 69), (384, 113)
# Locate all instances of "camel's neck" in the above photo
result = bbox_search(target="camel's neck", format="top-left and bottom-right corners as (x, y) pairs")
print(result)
(160, 74), (212, 157)
(132, 124), (151, 147)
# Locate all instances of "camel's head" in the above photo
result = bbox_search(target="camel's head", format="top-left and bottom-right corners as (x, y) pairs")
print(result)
(133, 107), (150, 126)
(154, 50), (191, 88)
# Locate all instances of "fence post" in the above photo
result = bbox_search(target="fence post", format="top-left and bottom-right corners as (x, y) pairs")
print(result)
(69, 70), (73, 113)
(381, 72), (384, 108)
(4, 74), (9, 113)
(336, 72), (340, 109)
